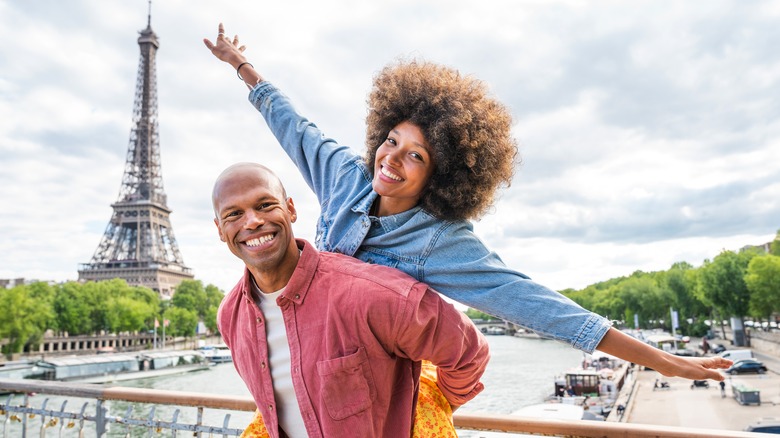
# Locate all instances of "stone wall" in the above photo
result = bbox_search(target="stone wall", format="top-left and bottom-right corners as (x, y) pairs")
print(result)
(748, 330), (780, 357)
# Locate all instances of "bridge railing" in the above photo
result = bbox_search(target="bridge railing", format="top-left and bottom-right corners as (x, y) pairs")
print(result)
(0, 378), (753, 437)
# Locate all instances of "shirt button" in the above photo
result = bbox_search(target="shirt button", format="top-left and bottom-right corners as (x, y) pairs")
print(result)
(261, 362), (266, 369)
(256, 317), (262, 324)
(268, 405), (273, 410)
(294, 294), (300, 299)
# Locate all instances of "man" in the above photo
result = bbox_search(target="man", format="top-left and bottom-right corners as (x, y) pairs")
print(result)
(213, 163), (489, 438)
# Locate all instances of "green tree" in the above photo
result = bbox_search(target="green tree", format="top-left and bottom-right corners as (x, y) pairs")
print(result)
(658, 262), (708, 335)
(697, 250), (757, 344)
(106, 296), (157, 333)
(745, 254), (780, 320)
(0, 285), (54, 355)
(163, 307), (199, 337)
(464, 309), (499, 321)
(770, 229), (780, 257)
(172, 280), (208, 317)
(53, 281), (93, 335)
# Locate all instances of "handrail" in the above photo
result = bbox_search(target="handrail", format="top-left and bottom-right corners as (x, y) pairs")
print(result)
(0, 379), (763, 437)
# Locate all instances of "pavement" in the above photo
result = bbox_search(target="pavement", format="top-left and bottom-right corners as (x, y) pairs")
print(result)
(619, 348), (780, 434)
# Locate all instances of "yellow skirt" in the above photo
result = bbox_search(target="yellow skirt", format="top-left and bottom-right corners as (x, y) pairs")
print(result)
(240, 362), (457, 437)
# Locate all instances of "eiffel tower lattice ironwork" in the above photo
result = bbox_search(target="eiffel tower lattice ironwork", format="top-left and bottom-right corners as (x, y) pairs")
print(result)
(79, 12), (193, 298)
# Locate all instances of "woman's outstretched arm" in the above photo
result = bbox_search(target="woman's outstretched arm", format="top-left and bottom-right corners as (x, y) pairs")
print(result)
(596, 327), (732, 381)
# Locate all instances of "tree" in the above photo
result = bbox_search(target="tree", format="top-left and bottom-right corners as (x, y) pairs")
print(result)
(163, 307), (199, 337)
(697, 250), (757, 344)
(53, 282), (93, 335)
(464, 309), (499, 321)
(0, 285), (54, 355)
(172, 280), (208, 317)
(658, 262), (708, 335)
(745, 254), (780, 321)
(770, 229), (780, 257)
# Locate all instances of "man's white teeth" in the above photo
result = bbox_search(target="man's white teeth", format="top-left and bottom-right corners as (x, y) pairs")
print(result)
(246, 235), (274, 247)
(381, 166), (402, 181)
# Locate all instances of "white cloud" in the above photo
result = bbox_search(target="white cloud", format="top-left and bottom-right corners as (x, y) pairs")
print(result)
(1, 0), (777, 295)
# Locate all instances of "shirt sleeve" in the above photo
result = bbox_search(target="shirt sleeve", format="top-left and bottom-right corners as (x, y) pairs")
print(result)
(248, 82), (361, 207)
(421, 222), (612, 354)
(394, 284), (490, 407)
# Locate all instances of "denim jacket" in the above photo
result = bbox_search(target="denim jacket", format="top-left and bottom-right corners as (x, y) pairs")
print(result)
(250, 82), (611, 353)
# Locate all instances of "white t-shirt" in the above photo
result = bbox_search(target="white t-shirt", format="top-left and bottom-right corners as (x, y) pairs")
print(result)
(252, 281), (307, 436)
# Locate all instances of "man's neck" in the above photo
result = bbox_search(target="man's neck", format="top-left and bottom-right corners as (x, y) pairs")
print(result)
(249, 246), (301, 293)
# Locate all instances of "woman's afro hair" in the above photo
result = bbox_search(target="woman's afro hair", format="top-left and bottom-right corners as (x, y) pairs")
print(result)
(365, 59), (519, 221)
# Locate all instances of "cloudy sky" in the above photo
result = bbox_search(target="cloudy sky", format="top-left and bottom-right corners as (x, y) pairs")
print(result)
(1, 0), (778, 296)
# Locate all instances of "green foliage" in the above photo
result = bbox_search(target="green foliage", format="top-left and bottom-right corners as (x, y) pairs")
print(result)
(698, 250), (755, 318)
(169, 279), (224, 336)
(745, 254), (780, 319)
(771, 229), (780, 256)
(163, 307), (199, 337)
(171, 280), (208, 316)
(53, 281), (94, 334)
(464, 308), (499, 321)
(0, 284), (54, 354)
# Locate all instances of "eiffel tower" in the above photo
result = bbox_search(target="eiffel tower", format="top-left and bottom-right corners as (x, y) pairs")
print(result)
(78, 8), (193, 299)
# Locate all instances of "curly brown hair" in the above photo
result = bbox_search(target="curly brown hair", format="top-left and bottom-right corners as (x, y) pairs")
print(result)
(365, 59), (519, 221)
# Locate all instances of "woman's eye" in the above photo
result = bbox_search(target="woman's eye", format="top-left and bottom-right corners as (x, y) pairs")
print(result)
(385, 137), (396, 145)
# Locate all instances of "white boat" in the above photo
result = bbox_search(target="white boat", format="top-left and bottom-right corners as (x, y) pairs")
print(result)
(514, 403), (603, 421)
(198, 344), (233, 363)
(36, 350), (211, 383)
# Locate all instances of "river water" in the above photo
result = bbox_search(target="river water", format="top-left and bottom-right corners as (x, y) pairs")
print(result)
(12, 335), (583, 436)
(125, 335), (582, 434)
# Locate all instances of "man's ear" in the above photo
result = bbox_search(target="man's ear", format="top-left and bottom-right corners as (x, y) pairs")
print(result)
(214, 218), (226, 242)
(287, 197), (297, 223)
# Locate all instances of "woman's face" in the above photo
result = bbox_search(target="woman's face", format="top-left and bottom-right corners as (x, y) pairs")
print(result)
(372, 121), (435, 216)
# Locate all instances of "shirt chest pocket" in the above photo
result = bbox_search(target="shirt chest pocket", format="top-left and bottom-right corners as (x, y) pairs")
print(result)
(316, 346), (377, 420)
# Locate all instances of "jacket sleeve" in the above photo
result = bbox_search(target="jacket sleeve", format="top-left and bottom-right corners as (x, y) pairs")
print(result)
(248, 82), (361, 208)
(394, 284), (490, 407)
(421, 221), (612, 354)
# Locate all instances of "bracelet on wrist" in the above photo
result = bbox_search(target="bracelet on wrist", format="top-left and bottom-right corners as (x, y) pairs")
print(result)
(236, 62), (254, 81)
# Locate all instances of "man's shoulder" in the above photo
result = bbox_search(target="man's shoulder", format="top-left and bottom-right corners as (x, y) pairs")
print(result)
(317, 251), (421, 291)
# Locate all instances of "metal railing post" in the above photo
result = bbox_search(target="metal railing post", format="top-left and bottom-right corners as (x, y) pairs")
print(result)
(95, 400), (107, 437)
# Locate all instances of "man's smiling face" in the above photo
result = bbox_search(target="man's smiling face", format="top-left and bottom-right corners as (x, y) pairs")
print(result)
(213, 164), (299, 290)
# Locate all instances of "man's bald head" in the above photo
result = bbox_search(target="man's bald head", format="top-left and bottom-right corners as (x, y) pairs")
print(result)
(212, 163), (287, 217)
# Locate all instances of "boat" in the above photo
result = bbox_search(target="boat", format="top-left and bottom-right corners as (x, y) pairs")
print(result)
(0, 360), (46, 380)
(484, 326), (507, 336)
(514, 402), (604, 421)
(547, 352), (627, 419)
(198, 344), (233, 363)
(36, 350), (211, 383)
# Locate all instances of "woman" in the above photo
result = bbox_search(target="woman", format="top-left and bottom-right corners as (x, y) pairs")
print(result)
(204, 24), (731, 437)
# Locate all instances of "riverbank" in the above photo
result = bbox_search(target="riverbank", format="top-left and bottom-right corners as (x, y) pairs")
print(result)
(617, 347), (780, 433)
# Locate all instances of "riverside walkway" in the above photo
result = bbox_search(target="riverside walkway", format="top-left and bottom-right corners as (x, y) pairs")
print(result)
(621, 348), (780, 434)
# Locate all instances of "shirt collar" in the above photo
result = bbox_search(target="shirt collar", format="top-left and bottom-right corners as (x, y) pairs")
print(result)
(239, 239), (318, 306)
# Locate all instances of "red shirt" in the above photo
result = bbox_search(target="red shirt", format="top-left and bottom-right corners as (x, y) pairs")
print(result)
(218, 239), (489, 437)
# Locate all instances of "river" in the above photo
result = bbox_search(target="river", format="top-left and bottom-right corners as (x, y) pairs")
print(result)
(11, 335), (583, 436)
(122, 335), (582, 435)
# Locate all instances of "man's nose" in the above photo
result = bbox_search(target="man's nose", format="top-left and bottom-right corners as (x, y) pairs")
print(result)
(244, 211), (265, 229)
